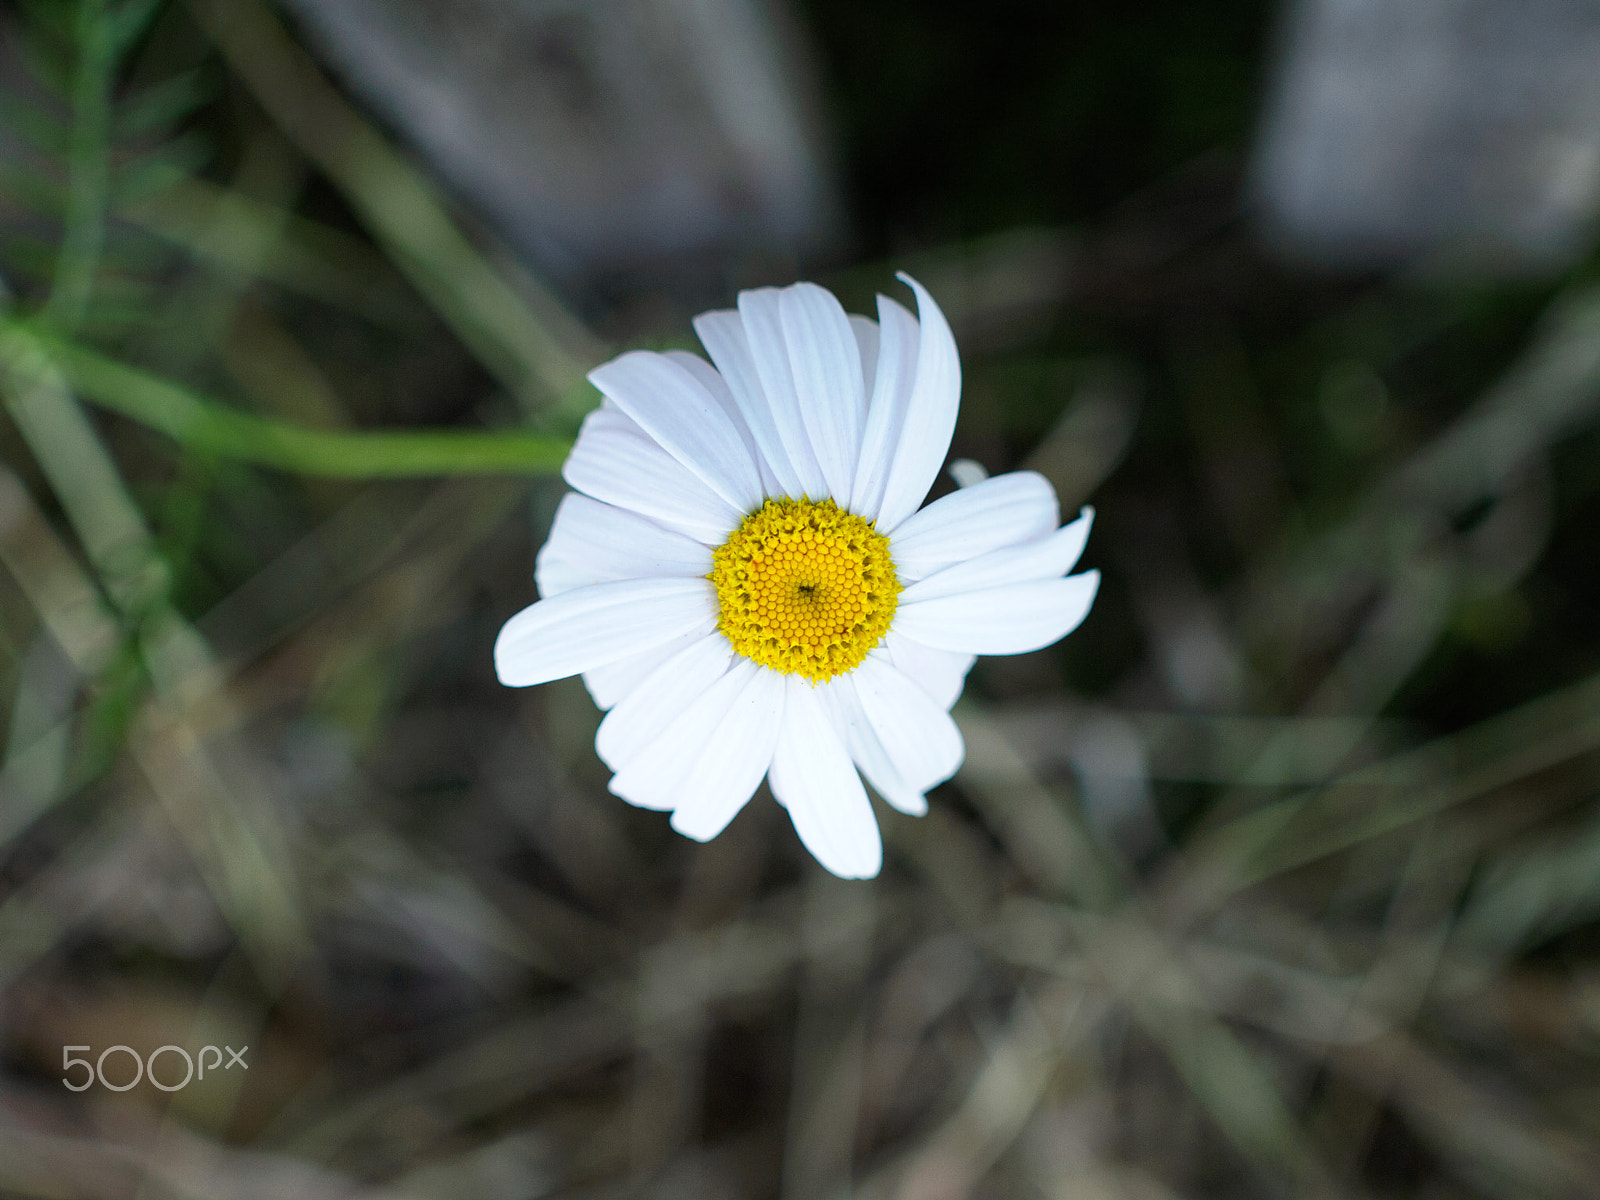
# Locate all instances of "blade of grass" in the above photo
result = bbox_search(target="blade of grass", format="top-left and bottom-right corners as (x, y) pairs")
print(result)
(0, 339), (312, 984)
(121, 176), (421, 325)
(1197, 665), (1600, 896)
(185, 0), (605, 413)
(950, 712), (1343, 1194)
(44, 0), (114, 331)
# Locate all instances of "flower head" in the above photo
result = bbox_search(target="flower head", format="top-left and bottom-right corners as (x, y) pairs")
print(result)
(495, 275), (1099, 878)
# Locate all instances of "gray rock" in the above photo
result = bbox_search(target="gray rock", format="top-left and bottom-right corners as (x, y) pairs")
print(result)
(276, 0), (840, 288)
(1253, 0), (1600, 270)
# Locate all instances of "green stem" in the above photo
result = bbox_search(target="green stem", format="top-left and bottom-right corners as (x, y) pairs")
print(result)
(45, 0), (116, 331)
(21, 328), (574, 478)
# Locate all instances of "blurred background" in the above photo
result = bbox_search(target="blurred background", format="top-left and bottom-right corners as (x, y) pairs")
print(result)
(1, 0), (1600, 1197)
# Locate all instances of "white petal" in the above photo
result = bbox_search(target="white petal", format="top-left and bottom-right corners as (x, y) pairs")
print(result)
(779, 283), (865, 501)
(850, 294), (919, 518)
(738, 288), (829, 498)
(889, 471), (1060, 581)
(849, 652), (964, 790)
(850, 315), (879, 398)
(606, 660), (775, 819)
(895, 572), (1101, 656)
(826, 679), (926, 816)
(664, 349), (780, 496)
(694, 309), (807, 499)
(595, 635), (735, 771)
(767, 744), (792, 808)
(494, 578), (716, 687)
(670, 668), (786, 841)
(606, 661), (752, 811)
(770, 676), (882, 879)
(536, 493), (713, 599)
(874, 274), (961, 533)
(588, 351), (764, 513)
(947, 458), (988, 488)
(884, 630), (975, 710)
(582, 630), (705, 710)
(563, 406), (742, 544)
(901, 508), (1094, 604)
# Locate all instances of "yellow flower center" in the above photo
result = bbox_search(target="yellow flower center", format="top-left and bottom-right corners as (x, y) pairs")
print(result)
(711, 498), (900, 682)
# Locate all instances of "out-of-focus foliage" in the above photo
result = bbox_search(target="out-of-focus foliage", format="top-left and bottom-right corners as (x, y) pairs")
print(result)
(1, 2), (1599, 1199)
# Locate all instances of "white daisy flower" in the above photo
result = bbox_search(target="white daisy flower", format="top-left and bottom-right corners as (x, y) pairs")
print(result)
(495, 274), (1099, 879)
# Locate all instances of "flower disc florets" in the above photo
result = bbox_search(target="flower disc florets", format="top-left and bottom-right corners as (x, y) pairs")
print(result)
(711, 497), (899, 682)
